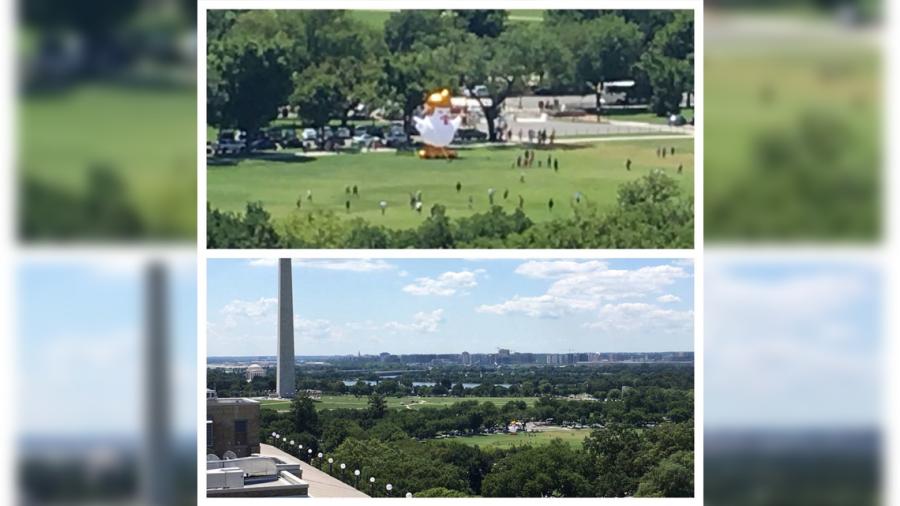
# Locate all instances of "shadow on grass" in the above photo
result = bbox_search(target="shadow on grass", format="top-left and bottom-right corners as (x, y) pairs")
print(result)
(206, 151), (319, 167)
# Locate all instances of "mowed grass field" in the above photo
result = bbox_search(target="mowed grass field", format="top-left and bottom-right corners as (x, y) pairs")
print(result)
(22, 84), (197, 235)
(260, 395), (540, 412)
(447, 428), (592, 450)
(704, 31), (880, 238)
(207, 138), (694, 230)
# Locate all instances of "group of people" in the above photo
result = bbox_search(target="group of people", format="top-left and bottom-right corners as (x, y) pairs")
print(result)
(516, 150), (560, 172)
(517, 128), (556, 146)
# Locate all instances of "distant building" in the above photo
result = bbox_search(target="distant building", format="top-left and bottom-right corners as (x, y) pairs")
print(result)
(245, 363), (265, 382)
(461, 351), (471, 365)
(207, 392), (261, 459)
(299, 389), (322, 400)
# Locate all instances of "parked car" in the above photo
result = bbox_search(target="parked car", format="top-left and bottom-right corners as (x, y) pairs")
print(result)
(352, 133), (382, 148)
(335, 126), (352, 139)
(384, 131), (409, 147)
(454, 128), (488, 143)
(668, 114), (687, 126)
(217, 130), (246, 154)
(301, 128), (318, 141)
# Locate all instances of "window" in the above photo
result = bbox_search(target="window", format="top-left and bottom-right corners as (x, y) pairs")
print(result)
(207, 421), (214, 448)
(234, 420), (248, 446)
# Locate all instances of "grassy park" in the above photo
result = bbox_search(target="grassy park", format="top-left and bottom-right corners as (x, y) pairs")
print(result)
(448, 428), (591, 450)
(21, 84), (197, 237)
(260, 395), (540, 412)
(207, 137), (693, 230)
(704, 29), (880, 240)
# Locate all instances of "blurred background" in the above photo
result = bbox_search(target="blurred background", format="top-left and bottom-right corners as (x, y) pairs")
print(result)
(13, 256), (197, 505)
(6, 0), (895, 505)
(704, 0), (887, 505)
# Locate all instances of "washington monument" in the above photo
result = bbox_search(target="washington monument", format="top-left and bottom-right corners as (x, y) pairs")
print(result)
(276, 258), (295, 398)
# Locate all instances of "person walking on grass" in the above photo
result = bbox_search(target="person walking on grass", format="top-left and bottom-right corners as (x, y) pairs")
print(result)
(503, 188), (509, 200)
(677, 163), (683, 175)
(488, 187), (496, 205)
(554, 158), (559, 172)
(626, 158), (632, 171)
(345, 200), (351, 213)
(518, 194), (524, 209)
(517, 155), (522, 168)
(345, 185), (350, 195)
(468, 195), (474, 209)
(520, 172), (526, 183)
(296, 195), (302, 209)
(415, 201), (423, 214)
(548, 198), (554, 212)
(456, 181), (462, 193)
(550, 129), (556, 145)
(547, 154), (552, 167)
(352, 185), (359, 198)
(306, 189), (313, 202)
(380, 200), (387, 215)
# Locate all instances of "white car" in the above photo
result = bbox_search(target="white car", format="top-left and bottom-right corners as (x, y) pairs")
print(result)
(352, 133), (382, 148)
(301, 128), (318, 141)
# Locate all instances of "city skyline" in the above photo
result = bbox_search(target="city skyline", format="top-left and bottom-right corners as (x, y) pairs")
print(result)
(207, 259), (694, 357)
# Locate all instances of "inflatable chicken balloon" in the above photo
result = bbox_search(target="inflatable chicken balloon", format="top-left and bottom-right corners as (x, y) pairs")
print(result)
(413, 88), (463, 159)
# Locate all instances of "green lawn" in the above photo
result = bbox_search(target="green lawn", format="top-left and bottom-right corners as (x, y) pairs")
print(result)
(207, 138), (693, 230)
(21, 84), (197, 236)
(704, 31), (880, 240)
(260, 395), (540, 412)
(446, 428), (591, 450)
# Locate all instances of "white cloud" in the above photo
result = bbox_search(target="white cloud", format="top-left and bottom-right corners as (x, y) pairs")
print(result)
(221, 297), (277, 327)
(385, 309), (445, 333)
(584, 303), (693, 334)
(403, 270), (479, 296)
(294, 317), (342, 341)
(477, 295), (595, 318)
(479, 261), (689, 318)
(657, 294), (681, 303)
(515, 260), (609, 279)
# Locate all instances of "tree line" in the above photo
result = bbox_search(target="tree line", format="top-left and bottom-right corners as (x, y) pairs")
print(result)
(207, 10), (695, 140)
(260, 393), (693, 497)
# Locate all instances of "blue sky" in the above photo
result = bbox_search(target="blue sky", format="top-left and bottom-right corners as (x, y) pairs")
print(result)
(207, 258), (694, 357)
(704, 257), (882, 429)
(16, 258), (196, 438)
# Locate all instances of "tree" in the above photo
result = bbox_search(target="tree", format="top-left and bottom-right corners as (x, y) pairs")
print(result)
(207, 38), (293, 135)
(635, 451), (693, 497)
(290, 12), (385, 128)
(481, 440), (593, 497)
(453, 10), (508, 38)
(638, 12), (694, 115)
(564, 14), (642, 116)
(368, 393), (388, 419)
(207, 202), (282, 248)
(290, 394), (320, 436)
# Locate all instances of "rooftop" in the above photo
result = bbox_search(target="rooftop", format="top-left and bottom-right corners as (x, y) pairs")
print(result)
(259, 444), (369, 498)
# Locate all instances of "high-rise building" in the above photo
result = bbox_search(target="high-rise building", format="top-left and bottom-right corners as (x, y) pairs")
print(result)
(276, 259), (295, 399)
(461, 351), (471, 365)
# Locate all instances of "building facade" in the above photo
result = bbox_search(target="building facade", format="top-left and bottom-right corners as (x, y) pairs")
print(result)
(207, 395), (261, 458)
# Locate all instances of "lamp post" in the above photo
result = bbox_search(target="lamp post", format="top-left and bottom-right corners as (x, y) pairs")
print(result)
(369, 477), (375, 494)
(340, 463), (346, 481)
(317, 452), (323, 467)
(386, 484), (393, 497)
(307, 449), (313, 462)
(328, 457), (334, 474)
(354, 469), (360, 488)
